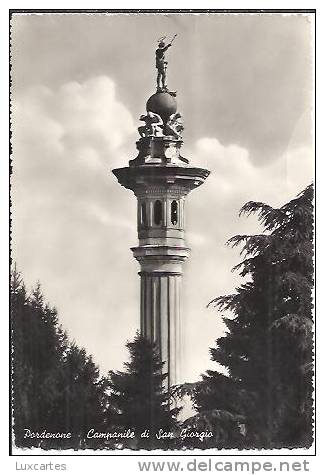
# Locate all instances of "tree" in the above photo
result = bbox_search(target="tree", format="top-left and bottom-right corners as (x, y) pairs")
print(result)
(11, 269), (67, 447)
(56, 343), (110, 449)
(10, 267), (109, 449)
(192, 184), (313, 448)
(107, 333), (180, 449)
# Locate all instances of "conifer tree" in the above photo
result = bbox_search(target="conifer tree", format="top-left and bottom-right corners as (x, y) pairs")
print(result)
(11, 270), (67, 447)
(192, 184), (314, 448)
(11, 265), (30, 446)
(11, 267), (109, 449)
(107, 333), (180, 449)
(57, 343), (110, 448)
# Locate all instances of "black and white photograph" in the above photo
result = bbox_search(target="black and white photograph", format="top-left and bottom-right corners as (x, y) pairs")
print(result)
(9, 9), (315, 455)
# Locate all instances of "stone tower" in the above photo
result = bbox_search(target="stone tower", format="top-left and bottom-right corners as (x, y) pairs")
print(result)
(113, 71), (209, 391)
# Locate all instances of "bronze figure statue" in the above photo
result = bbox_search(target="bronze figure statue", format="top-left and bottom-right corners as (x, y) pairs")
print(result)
(155, 34), (177, 92)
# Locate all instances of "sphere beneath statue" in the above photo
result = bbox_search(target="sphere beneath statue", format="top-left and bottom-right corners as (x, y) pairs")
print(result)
(146, 92), (177, 123)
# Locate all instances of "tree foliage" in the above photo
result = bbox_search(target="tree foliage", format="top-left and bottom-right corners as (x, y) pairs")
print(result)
(107, 333), (180, 449)
(11, 266), (109, 449)
(192, 184), (314, 448)
(11, 268), (179, 450)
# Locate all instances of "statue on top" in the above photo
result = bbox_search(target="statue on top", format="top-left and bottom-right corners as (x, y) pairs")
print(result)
(156, 34), (177, 92)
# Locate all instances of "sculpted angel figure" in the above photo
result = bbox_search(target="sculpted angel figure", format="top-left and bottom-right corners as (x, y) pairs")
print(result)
(165, 112), (184, 139)
(138, 111), (164, 138)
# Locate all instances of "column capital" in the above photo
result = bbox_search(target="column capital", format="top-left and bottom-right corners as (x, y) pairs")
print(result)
(138, 271), (183, 277)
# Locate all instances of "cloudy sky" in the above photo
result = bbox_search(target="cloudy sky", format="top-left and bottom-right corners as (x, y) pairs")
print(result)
(11, 12), (314, 382)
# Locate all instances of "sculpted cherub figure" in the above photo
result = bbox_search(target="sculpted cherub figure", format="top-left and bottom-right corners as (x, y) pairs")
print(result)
(165, 112), (184, 139)
(138, 111), (164, 138)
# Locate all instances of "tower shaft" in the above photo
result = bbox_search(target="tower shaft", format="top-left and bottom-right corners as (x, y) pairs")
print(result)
(140, 272), (182, 386)
(131, 182), (189, 389)
(113, 93), (209, 390)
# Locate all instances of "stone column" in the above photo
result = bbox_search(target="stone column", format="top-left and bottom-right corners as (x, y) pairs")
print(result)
(113, 148), (210, 392)
(140, 271), (182, 389)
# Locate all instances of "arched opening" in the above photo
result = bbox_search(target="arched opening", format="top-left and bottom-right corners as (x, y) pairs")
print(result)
(171, 200), (178, 225)
(154, 200), (162, 225)
(140, 202), (147, 226)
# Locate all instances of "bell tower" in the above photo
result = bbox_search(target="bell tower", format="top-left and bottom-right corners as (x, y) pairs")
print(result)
(112, 42), (210, 390)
